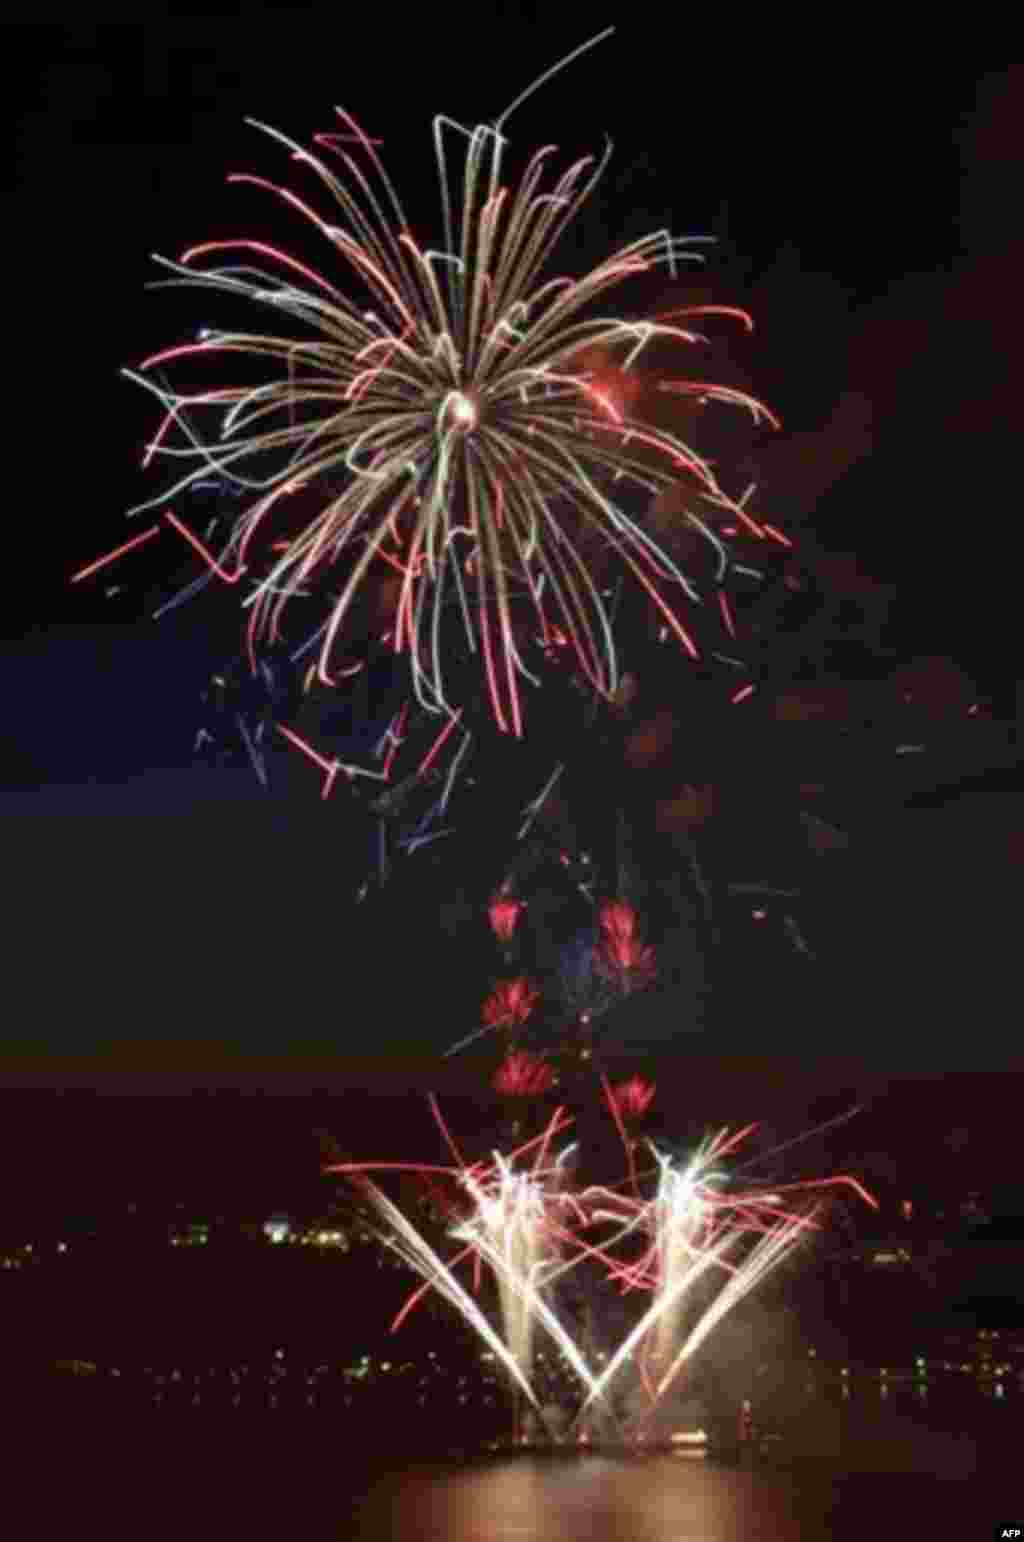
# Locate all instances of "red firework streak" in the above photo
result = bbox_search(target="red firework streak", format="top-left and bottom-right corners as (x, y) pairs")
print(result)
(601, 1073), (656, 1199)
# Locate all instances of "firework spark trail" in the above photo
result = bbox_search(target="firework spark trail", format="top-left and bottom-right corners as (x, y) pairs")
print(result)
(331, 1113), (612, 1417)
(652, 1210), (814, 1403)
(438, 1110), (605, 1403)
(601, 1072), (641, 1199)
(577, 1217), (740, 1422)
(568, 1126), (870, 1428)
(104, 29), (780, 759)
(351, 1175), (543, 1411)
(454, 1154), (609, 1412)
(648, 1149), (711, 1380)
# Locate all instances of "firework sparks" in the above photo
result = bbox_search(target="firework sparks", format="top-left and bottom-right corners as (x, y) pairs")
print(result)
(594, 899), (656, 988)
(608, 1075), (657, 1122)
(325, 1091), (875, 1441)
(328, 1105), (611, 1425)
(489, 890), (525, 944)
(453, 1146), (601, 1407)
(482, 977), (541, 1033)
(493, 1051), (556, 1098)
(102, 31), (778, 763)
(350, 1174), (544, 1412)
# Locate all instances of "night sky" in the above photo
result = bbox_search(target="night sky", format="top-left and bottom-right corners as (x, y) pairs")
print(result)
(4, 17), (1021, 1106)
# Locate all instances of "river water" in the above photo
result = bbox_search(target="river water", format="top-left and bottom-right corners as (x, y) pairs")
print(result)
(345, 1429), (1016, 1542)
(22, 1386), (1021, 1538)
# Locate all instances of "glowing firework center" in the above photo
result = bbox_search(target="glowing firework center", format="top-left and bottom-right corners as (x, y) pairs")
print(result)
(443, 390), (479, 433)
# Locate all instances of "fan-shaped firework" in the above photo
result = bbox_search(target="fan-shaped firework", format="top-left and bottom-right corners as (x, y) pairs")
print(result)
(326, 1092), (877, 1441)
(111, 29), (779, 746)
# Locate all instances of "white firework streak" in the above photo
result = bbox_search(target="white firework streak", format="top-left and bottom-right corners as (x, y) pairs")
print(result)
(578, 1223), (736, 1419)
(356, 1178), (543, 1411)
(454, 1155), (608, 1408)
(653, 1210), (815, 1402)
(650, 1151), (709, 1374)
(577, 1141), (817, 1418)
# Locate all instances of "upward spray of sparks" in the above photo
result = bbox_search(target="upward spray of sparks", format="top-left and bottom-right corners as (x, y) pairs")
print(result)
(453, 1145), (607, 1408)
(576, 1122), (875, 1425)
(456, 1153), (562, 1387)
(330, 1106), (611, 1420)
(326, 1095), (876, 1438)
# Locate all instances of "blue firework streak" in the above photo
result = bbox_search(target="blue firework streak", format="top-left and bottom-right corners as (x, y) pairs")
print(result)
(557, 925), (619, 1022)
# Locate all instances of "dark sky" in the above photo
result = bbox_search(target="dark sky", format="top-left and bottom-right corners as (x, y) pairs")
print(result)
(1, 1063), (1020, 1233)
(4, 18), (1021, 1101)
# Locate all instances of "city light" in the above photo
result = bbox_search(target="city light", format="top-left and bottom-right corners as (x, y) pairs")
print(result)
(18, 1162), (1021, 1442)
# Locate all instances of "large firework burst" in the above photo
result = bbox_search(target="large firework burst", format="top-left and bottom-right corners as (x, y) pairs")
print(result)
(114, 30), (779, 741)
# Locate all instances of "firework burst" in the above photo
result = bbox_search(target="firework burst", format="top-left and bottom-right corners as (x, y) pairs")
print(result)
(325, 1089), (876, 1442)
(108, 29), (779, 751)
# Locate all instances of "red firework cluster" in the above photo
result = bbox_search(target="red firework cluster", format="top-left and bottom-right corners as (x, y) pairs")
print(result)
(594, 901), (657, 989)
(608, 1075), (658, 1121)
(488, 891), (525, 944)
(492, 1051), (556, 1098)
(470, 888), (658, 1066)
(482, 978), (540, 1032)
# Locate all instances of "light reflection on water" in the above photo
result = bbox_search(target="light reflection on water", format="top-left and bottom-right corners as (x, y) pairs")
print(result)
(42, 1384), (1019, 1538)
(359, 1455), (806, 1542)
(349, 1425), (1011, 1542)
